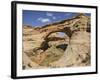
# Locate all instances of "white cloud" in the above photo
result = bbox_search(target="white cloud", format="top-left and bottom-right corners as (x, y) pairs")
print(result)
(41, 18), (51, 23)
(37, 17), (51, 23)
(37, 17), (42, 21)
(46, 12), (57, 20)
(52, 16), (56, 20)
(46, 12), (53, 17)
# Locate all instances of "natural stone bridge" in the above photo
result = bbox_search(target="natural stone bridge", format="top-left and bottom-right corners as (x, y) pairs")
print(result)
(33, 14), (90, 53)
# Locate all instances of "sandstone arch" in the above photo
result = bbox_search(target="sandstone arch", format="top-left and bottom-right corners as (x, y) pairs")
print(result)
(33, 14), (90, 53)
(33, 26), (72, 53)
(44, 27), (72, 40)
(33, 19), (89, 53)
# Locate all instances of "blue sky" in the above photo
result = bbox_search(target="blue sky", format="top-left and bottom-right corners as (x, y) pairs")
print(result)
(23, 10), (90, 27)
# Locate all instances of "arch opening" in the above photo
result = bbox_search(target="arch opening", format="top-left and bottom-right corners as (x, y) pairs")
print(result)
(57, 32), (66, 37)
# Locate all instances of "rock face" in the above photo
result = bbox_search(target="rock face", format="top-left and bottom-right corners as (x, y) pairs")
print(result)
(22, 13), (91, 69)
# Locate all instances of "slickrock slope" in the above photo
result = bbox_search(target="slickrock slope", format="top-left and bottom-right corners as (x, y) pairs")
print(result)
(22, 13), (91, 69)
